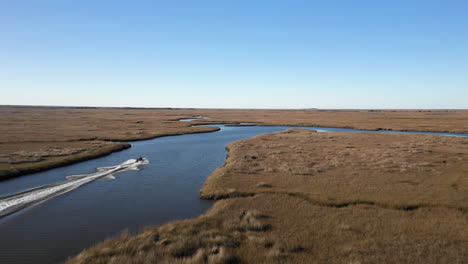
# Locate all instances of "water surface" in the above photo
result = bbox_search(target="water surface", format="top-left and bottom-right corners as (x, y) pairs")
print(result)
(0, 125), (467, 264)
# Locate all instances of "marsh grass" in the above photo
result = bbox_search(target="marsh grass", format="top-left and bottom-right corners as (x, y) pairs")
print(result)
(0, 107), (219, 179)
(68, 129), (468, 263)
(67, 208), (266, 264)
(68, 193), (468, 264)
(2, 107), (468, 180)
(201, 129), (468, 211)
(3, 107), (468, 262)
(0, 141), (130, 180)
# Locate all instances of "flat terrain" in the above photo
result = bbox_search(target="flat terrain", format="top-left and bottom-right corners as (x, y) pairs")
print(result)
(68, 129), (468, 264)
(1, 106), (468, 180)
(202, 129), (468, 210)
(0, 107), (219, 179)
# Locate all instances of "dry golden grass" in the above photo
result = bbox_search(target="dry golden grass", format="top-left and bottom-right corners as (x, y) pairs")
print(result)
(67, 129), (468, 263)
(4, 106), (468, 262)
(201, 129), (468, 211)
(0, 107), (220, 143)
(0, 141), (130, 180)
(2, 106), (468, 179)
(201, 109), (468, 134)
(2, 107), (468, 144)
(68, 194), (468, 264)
(0, 107), (219, 179)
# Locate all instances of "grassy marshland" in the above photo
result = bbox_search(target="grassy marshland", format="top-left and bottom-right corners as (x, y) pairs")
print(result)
(201, 129), (468, 210)
(2, 106), (468, 180)
(0, 141), (130, 180)
(67, 129), (468, 264)
(0, 107), (219, 180)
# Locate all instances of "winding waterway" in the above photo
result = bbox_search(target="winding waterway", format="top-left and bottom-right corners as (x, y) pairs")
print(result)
(0, 124), (467, 264)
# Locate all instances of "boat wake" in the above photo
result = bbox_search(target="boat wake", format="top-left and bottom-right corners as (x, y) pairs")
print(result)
(0, 158), (149, 218)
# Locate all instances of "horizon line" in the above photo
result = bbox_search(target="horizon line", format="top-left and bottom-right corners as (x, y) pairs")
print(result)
(1, 104), (467, 111)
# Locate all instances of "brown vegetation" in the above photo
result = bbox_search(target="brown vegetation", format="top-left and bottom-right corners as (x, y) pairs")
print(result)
(68, 194), (467, 264)
(202, 109), (468, 133)
(201, 129), (468, 211)
(0, 107), (219, 179)
(1, 106), (468, 180)
(0, 141), (130, 180)
(67, 129), (468, 263)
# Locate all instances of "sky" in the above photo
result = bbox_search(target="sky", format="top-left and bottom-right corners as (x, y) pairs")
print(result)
(1, 0), (467, 109)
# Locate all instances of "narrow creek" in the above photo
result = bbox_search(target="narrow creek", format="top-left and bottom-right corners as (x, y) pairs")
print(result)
(0, 123), (467, 264)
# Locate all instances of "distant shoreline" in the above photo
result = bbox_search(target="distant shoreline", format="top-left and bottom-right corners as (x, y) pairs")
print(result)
(1, 104), (467, 111)
(1, 107), (468, 181)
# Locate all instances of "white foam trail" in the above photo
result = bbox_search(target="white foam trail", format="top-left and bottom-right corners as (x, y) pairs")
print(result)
(0, 158), (149, 218)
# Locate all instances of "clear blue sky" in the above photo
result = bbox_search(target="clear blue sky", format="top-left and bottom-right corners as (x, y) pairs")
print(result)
(1, 0), (467, 109)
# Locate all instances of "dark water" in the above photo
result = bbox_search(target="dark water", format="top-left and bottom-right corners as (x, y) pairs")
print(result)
(0, 125), (467, 264)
